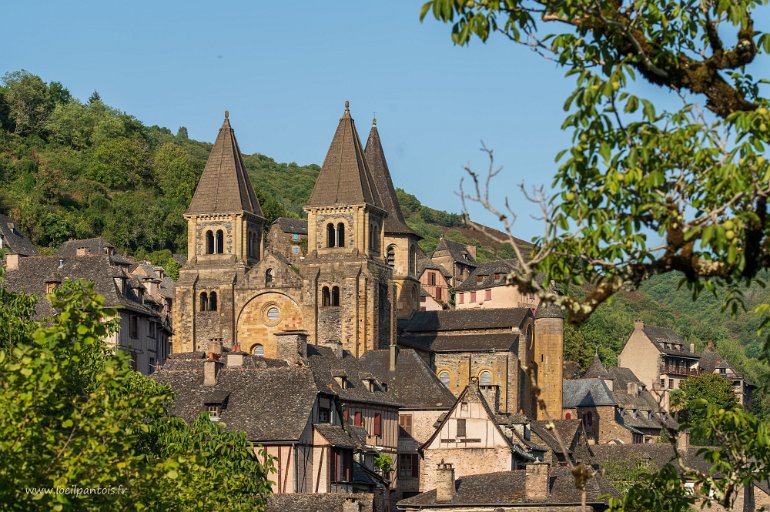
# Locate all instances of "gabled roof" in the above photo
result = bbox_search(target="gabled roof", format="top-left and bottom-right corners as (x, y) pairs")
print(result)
(397, 467), (616, 508)
(359, 348), (456, 410)
(583, 355), (610, 380)
(562, 379), (616, 408)
(699, 347), (754, 387)
(401, 307), (531, 333)
(454, 259), (517, 292)
(641, 325), (700, 359)
(432, 238), (477, 266)
(363, 120), (418, 237)
(398, 333), (520, 353)
(417, 259), (452, 279)
(530, 419), (584, 456)
(273, 217), (308, 235)
(186, 112), (264, 217)
(0, 214), (37, 256)
(306, 102), (384, 210)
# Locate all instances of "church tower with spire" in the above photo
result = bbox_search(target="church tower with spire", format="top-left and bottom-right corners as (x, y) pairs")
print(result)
(173, 112), (267, 352)
(304, 102), (395, 356)
(364, 116), (422, 318)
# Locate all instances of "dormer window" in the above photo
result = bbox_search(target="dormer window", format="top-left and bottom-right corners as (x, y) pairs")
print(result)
(319, 397), (332, 423)
(332, 370), (348, 389)
(208, 405), (221, 422)
(476, 275), (484, 284)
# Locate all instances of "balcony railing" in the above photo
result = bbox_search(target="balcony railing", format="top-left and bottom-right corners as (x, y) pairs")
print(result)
(661, 365), (700, 376)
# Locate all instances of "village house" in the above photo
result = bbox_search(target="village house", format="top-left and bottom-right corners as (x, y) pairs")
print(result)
(454, 259), (539, 310)
(3, 237), (172, 375)
(397, 461), (615, 511)
(0, 213), (38, 256)
(267, 217), (308, 263)
(529, 419), (592, 465)
(618, 321), (754, 411)
(417, 260), (452, 310)
(699, 341), (755, 409)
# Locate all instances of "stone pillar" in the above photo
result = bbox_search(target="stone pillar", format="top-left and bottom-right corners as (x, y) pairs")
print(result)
(525, 462), (549, 501)
(534, 305), (564, 421)
(203, 359), (220, 387)
(435, 461), (456, 502)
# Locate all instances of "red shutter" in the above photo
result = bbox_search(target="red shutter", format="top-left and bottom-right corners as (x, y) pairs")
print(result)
(354, 411), (362, 427)
(374, 413), (382, 436)
(342, 408), (349, 423)
(485, 289), (492, 300)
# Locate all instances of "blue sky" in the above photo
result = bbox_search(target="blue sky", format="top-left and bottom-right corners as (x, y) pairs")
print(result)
(4, 2), (765, 241)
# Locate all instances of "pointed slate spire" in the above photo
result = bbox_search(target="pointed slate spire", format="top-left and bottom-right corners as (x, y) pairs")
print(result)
(307, 102), (385, 209)
(186, 111), (264, 217)
(364, 117), (419, 237)
(583, 354), (611, 380)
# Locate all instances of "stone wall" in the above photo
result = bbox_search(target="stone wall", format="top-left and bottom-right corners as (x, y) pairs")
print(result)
(421, 447), (512, 492)
(433, 352), (520, 414)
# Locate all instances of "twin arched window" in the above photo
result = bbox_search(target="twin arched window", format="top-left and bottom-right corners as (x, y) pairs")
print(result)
(386, 245), (396, 267)
(199, 291), (217, 311)
(322, 286), (340, 307)
(327, 222), (346, 248)
(205, 230), (225, 254)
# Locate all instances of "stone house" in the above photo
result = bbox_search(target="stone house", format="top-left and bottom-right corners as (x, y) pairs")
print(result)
(618, 321), (753, 411)
(562, 356), (677, 444)
(3, 245), (172, 375)
(454, 259), (539, 310)
(418, 379), (547, 493)
(418, 288), (444, 312)
(268, 217), (308, 263)
(360, 347), (457, 503)
(398, 462), (615, 511)
(0, 213), (37, 256)
(529, 419), (592, 465)
(174, 105), (420, 361)
(427, 238), (477, 290)
(397, 305), (564, 421)
(417, 260), (452, 309)
(267, 493), (375, 512)
(699, 342), (755, 409)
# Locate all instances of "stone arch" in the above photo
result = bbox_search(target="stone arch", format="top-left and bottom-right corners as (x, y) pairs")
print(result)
(236, 291), (305, 359)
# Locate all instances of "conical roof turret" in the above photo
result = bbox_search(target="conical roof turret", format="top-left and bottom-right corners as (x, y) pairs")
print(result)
(364, 117), (418, 237)
(186, 111), (264, 217)
(307, 102), (385, 210)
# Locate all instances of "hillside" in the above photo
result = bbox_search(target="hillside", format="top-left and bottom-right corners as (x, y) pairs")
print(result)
(0, 70), (767, 415)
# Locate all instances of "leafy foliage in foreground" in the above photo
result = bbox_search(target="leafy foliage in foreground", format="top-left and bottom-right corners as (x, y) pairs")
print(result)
(0, 279), (274, 511)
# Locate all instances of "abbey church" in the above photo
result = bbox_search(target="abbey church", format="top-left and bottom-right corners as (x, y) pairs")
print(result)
(173, 102), (422, 359)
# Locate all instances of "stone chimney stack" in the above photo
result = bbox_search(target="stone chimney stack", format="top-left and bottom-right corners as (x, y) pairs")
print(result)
(203, 359), (220, 387)
(5, 253), (19, 271)
(76, 246), (89, 256)
(275, 331), (308, 365)
(677, 430), (689, 452)
(207, 339), (223, 358)
(342, 498), (361, 512)
(389, 342), (398, 373)
(227, 344), (245, 368)
(689, 343), (695, 353)
(435, 461), (456, 502)
(465, 244), (477, 261)
(525, 462), (550, 501)
(707, 340), (714, 350)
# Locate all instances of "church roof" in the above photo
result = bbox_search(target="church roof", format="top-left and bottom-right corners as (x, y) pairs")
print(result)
(363, 120), (417, 236)
(186, 112), (264, 217)
(306, 102), (385, 210)
(583, 355), (610, 380)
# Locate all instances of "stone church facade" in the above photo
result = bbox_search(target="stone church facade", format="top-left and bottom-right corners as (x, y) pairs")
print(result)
(173, 104), (421, 359)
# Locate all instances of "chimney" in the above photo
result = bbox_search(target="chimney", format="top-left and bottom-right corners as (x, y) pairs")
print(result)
(435, 461), (456, 502)
(227, 351), (244, 368)
(207, 339), (223, 359)
(707, 340), (714, 350)
(465, 244), (477, 261)
(480, 383), (500, 413)
(634, 320), (644, 331)
(203, 359), (220, 386)
(275, 331), (308, 365)
(389, 343), (398, 373)
(342, 498), (362, 512)
(76, 246), (89, 256)
(677, 430), (689, 452)
(525, 462), (550, 501)
(325, 339), (343, 358)
(689, 343), (695, 353)
(627, 382), (638, 397)
(5, 253), (19, 271)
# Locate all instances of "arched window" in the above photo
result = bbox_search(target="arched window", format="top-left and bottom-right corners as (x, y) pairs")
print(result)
(331, 286), (340, 306)
(322, 287), (331, 307)
(266, 307), (280, 321)
(337, 223), (345, 248)
(439, 371), (450, 388)
(386, 245), (396, 267)
(206, 231), (214, 254)
(327, 223), (335, 248)
(199, 292), (208, 311)
(251, 344), (264, 357)
(216, 230), (224, 254)
(209, 291), (217, 311)
(265, 268), (273, 285)
(480, 370), (492, 386)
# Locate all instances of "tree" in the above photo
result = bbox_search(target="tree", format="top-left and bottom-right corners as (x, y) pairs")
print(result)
(2, 70), (53, 136)
(0, 252), (38, 352)
(670, 373), (738, 444)
(421, 0), (770, 327)
(0, 279), (274, 510)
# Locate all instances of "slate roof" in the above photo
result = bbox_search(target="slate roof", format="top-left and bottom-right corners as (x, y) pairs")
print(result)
(315, 424), (360, 449)
(589, 444), (713, 474)
(363, 120), (418, 236)
(417, 259), (452, 279)
(307, 102), (384, 210)
(399, 333), (520, 353)
(583, 355), (611, 380)
(0, 214), (37, 256)
(454, 259), (517, 292)
(530, 419), (584, 457)
(432, 238), (477, 266)
(563, 379), (616, 408)
(267, 493), (374, 512)
(57, 237), (134, 266)
(699, 347), (753, 386)
(186, 112), (264, 217)
(306, 345), (400, 408)
(2, 254), (157, 320)
(642, 325), (700, 358)
(401, 307), (531, 333)
(273, 217), (308, 235)
(152, 357), (320, 442)
(397, 467), (616, 508)
(359, 349), (456, 410)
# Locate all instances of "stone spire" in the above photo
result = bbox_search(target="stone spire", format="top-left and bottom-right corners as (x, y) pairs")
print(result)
(307, 102), (385, 210)
(583, 354), (611, 380)
(364, 117), (419, 237)
(186, 112), (264, 217)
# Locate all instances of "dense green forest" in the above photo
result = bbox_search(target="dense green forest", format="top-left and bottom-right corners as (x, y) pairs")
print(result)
(0, 70), (767, 414)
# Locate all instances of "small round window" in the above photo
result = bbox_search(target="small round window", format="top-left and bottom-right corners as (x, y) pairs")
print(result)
(266, 307), (280, 322)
